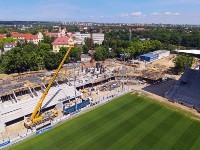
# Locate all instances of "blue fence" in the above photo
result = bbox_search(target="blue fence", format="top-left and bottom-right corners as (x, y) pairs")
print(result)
(0, 141), (10, 148)
(63, 100), (90, 115)
(36, 126), (52, 135)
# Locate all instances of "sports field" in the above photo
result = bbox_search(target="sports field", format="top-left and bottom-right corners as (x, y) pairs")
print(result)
(11, 93), (200, 150)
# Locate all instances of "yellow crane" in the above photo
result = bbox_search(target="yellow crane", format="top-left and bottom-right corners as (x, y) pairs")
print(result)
(24, 46), (74, 128)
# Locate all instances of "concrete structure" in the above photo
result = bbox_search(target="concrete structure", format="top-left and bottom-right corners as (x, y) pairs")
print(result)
(52, 36), (75, 52)
(0, 63), (114, 131)
(140, 50), (170, 62)
(81, 54), (91, 62)
(74, 32), (104, 45)
(0, 83), (80, 131)
(165, 68), (200, 112)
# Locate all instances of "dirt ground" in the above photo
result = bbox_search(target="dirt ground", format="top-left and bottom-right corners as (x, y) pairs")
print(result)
(147, 54), (176, 70)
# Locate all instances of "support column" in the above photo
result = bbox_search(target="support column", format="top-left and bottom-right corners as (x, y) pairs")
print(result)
(55, 80), (59, 87)
(28, 87), (34, 98)
(32, 87), (38, 96)
(12, 91), (18, 103)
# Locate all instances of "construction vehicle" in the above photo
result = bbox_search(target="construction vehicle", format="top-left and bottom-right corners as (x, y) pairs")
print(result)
(80, 88), (89, 94)
(24, 45), (74, 128)
(147, 67), (159, 72)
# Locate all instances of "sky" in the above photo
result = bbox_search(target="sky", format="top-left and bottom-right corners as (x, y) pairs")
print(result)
(0, 0), (200, 24)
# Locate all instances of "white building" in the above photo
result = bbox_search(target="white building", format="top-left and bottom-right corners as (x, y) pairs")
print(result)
(81, 54), (91, 62)
(3, 43), (15, 53)
(152, 50), (170, 60)
(74, 32), (104, 45)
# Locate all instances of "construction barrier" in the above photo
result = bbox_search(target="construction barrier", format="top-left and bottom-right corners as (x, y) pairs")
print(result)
(0, 140), (10, 148)
(36, 126), (52, 135)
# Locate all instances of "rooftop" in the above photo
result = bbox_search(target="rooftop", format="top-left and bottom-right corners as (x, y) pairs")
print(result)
(175, 50), (200, 55)
(81, 54), (91, 58)
(52, 36), (70, 45)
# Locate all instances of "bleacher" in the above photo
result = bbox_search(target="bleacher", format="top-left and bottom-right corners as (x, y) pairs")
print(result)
(165, 68), (200, 111)
(0, 83), (80, 124)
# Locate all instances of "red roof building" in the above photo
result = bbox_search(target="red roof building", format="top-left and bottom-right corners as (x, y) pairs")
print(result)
(11, 32), (43, 44)
(0, 34), (6, 40)
(44, 31), (58, 38)
(52, 36), (74, 52)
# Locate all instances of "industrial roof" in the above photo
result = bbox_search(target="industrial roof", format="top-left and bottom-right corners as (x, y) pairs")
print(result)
(175, 50), (200, 55)
(141, 53), (156, 58)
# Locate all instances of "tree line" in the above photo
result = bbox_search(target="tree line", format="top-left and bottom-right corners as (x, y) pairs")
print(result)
(0, 42), (82, 74)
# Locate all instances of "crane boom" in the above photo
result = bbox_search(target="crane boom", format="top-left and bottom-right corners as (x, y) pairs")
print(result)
(24, 46), (74, 127)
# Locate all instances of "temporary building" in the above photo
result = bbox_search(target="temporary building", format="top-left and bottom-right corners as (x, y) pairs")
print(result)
(140, 53), (158, 62)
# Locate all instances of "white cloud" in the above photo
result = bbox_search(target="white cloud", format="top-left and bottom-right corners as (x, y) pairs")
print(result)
(90, 16), (94, 18)
(119, 13), (129, 17)
(131, 12), (143, 17)
(174, 13), (180, 15)
(151, 12), (160, 15)
(164, 12), (181, 16)
(164, 12), (173, 15)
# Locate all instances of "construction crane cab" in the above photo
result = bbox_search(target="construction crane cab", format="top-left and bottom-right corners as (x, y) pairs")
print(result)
(24, 44), (74, 128)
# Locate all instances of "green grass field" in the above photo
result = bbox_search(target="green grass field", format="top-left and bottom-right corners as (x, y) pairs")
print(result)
(11, 93), (200, 150)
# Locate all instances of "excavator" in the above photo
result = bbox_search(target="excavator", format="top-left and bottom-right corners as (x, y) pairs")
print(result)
(24, 45), (74, 128)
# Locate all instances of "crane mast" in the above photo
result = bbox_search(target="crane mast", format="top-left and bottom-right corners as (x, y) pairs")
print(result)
(24, 46), (74, 127)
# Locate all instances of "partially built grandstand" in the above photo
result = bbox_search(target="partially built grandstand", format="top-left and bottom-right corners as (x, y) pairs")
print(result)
(165, 68), (200, 112)
(0, 72), (81, 132)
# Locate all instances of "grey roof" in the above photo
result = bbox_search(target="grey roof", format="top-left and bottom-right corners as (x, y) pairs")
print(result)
(165, 68), (200, 109)
(81, 54), (91, 58)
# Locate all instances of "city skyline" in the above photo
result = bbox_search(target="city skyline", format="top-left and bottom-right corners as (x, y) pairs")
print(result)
(0, 0), (200, 24)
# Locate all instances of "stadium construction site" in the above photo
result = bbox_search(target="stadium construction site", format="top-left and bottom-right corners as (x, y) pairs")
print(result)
(0, 59), (147, 147)
(0, 52), (200, 149)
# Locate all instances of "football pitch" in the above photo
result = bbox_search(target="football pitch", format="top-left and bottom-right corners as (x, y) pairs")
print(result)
(11, 93), (200, 150)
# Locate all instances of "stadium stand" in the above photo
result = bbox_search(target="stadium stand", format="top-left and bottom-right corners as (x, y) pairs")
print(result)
(0, 84), (80, 124)
(165, 68), (200, 111)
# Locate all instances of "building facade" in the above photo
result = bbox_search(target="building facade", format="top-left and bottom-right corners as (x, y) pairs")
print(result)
(11, 32), (44, 44)
(74, 32), (104, 45)
(140, 50), (170, 62)
(52, 36), (74, 52)
(81, 54), (91, 62)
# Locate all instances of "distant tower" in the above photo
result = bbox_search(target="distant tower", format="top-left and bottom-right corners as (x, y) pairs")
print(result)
(129, 28), (132, 41)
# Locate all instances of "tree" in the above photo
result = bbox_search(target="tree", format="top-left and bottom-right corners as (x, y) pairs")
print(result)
(82, 45), (89, 54)
(69, 46), (82, 62)
(44, 52), (61, 70)
(43, 34), (56, 44)
(0, 37), (16, 49)
(39, 43), (51, 52)
(94, 46), (109, 61)
(3, 47), (30, 73)
(6, 32), (11, 37)
(174, 55), (194, 74)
